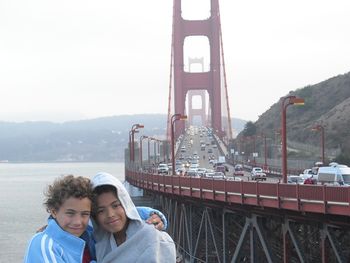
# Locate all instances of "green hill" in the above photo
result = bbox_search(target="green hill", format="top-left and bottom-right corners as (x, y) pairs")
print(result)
(237, 72), (350, 164)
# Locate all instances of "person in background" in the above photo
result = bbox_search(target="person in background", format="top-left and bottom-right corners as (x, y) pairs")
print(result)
(303, 175), (315, 185)
(92, 172), (176, 263)
(23, 175), (167, 263)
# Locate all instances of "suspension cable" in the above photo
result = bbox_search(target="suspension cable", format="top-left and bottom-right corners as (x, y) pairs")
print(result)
(217, 2), (233, 142)
(166, 0), (176, 142)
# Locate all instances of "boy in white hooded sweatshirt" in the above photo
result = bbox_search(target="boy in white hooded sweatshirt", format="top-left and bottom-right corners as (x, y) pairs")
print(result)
(91, 172), (176, 263)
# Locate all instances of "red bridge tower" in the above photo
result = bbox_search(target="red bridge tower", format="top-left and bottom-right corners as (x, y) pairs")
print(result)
(170, 0), (224, 138)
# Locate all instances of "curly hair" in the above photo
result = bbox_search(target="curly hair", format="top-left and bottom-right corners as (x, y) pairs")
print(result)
(44, 175), (93, 213)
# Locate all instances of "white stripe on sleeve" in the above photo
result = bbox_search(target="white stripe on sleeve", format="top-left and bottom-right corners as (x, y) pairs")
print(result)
(40, 234), (50, 263)
(48, 238), (58, 263)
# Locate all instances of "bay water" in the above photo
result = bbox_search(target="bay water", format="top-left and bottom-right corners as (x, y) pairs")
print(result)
(0, 162), (126, 262)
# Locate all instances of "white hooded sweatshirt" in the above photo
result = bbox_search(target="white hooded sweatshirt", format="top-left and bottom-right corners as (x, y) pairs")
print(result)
(91, 172), (176, 263)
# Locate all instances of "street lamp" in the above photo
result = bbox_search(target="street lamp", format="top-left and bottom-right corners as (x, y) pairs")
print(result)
(312, 124), (325, 165)
(171, 113), (187, 175)
(281, 96), (304, 183)
(154, 138), (162, 164)
(129, 130), (137, 162)
(257, 133), (268, 170)
(252, 135), (257, 165)
(161, 140), (167, 163)
(147, 137), (151, 166)
(130, 124), (144, 163)
(239, 136), (249, 163)
(139, 135), (149, 169)
(263, 135), (267, 169)
(149, 137), (161, 165)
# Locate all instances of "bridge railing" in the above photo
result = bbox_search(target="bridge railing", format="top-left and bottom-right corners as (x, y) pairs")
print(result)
(125, 169), (350, 217)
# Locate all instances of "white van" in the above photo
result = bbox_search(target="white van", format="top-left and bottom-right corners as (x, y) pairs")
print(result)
(316, 164), (350, 186)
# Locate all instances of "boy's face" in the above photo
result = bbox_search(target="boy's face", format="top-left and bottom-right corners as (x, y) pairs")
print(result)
(51, 197), (91, 237)
(96, 192), (127, 234)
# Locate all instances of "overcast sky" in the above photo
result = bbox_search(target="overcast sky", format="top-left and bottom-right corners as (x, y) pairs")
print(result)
(0, 0), (349, 123)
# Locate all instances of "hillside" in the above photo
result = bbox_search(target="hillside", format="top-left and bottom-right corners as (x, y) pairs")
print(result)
(0, 115), (245, 162)
(240, 71), (350, 163)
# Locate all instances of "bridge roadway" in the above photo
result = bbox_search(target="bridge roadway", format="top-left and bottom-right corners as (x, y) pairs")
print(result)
(175, 126), (277, 182)
(126, 126), (350, 262)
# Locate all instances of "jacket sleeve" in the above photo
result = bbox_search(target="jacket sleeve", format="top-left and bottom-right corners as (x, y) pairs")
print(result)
(23, 234), (67, 263)
(136, 206), (168, 230)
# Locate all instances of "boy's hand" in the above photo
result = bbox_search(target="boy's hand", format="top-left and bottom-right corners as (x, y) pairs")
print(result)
(36, 225), (47, 233)
(146, 213), (164, 230)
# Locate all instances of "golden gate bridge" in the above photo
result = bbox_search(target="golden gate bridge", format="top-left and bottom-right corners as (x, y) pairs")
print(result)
(125, 1), (350, 262)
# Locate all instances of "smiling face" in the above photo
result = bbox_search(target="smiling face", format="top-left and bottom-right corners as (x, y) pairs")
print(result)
(96, 191), (128, 234)
(51, 197), (91, 237)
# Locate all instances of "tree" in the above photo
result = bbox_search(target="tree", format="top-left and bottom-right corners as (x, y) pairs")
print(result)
(242, 121), (257, 137)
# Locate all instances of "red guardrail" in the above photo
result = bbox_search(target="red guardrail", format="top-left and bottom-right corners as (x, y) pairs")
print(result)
(125, 170), (350, 217)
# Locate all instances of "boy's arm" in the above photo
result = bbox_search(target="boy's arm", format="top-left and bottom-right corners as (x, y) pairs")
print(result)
(136, 206), (168, 230)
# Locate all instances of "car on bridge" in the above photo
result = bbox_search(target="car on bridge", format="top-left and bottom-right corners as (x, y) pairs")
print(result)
(316, 164), (350, 186)
(299, 168), (314, 179)
(175, 167), (186, 176)
(196, 167), (207, 177)
(157, 163), (169, 175)
(175, 160), (183, 169)
(250, 167), (267, 181)
(287, 175), (305, 184)
(186, 168), (199, 177)
(189, 163), (199, 169)
(226, 176), (242, 181)
(233, 164), (244, 176)
(204, 171), (226, 180)
(215, 165), (227, 175)
(180, 146), (186, 153)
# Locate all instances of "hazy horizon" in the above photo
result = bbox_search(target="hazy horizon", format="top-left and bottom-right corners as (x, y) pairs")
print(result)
(0, 111), (248, 124)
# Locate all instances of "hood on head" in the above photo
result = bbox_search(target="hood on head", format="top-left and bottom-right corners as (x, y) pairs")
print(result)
(91, 172), (141, 222)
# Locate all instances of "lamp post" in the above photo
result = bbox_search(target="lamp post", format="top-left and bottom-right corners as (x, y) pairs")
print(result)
(139, 135), (149, 169)
(281, 96), (304, 183)
(263, 135), (267, 169)
(129, 130), (139, 163)
(312, 124), (325, 165)
(257, 133), (268, 170)
(171, 113), (187, 175)
(147, 137), (151, 167)
(156, 139), (162, 164)
(130, 124), (144, 163)
(252, 135), (257, 165)
(274, 129), (282, 160)
(154, 138), (162, 164)
(153, 139), (158, 164)
(149, 137), (160, 165)
(239, 136), (249, 163)
(161, 140), (166, 163)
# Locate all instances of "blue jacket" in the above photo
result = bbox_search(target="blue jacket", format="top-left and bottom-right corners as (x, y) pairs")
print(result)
(23, 219), (96, 263)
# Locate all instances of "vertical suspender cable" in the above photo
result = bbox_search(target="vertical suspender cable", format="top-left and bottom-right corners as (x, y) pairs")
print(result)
(217, 2), (233, 141)
(166, 0), (176, 142)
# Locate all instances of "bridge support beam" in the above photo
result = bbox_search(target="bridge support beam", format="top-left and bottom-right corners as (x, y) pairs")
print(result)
(283, 219), (305, 263)
(230, 214), (273, 263)
(321, 224), (342, 263)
